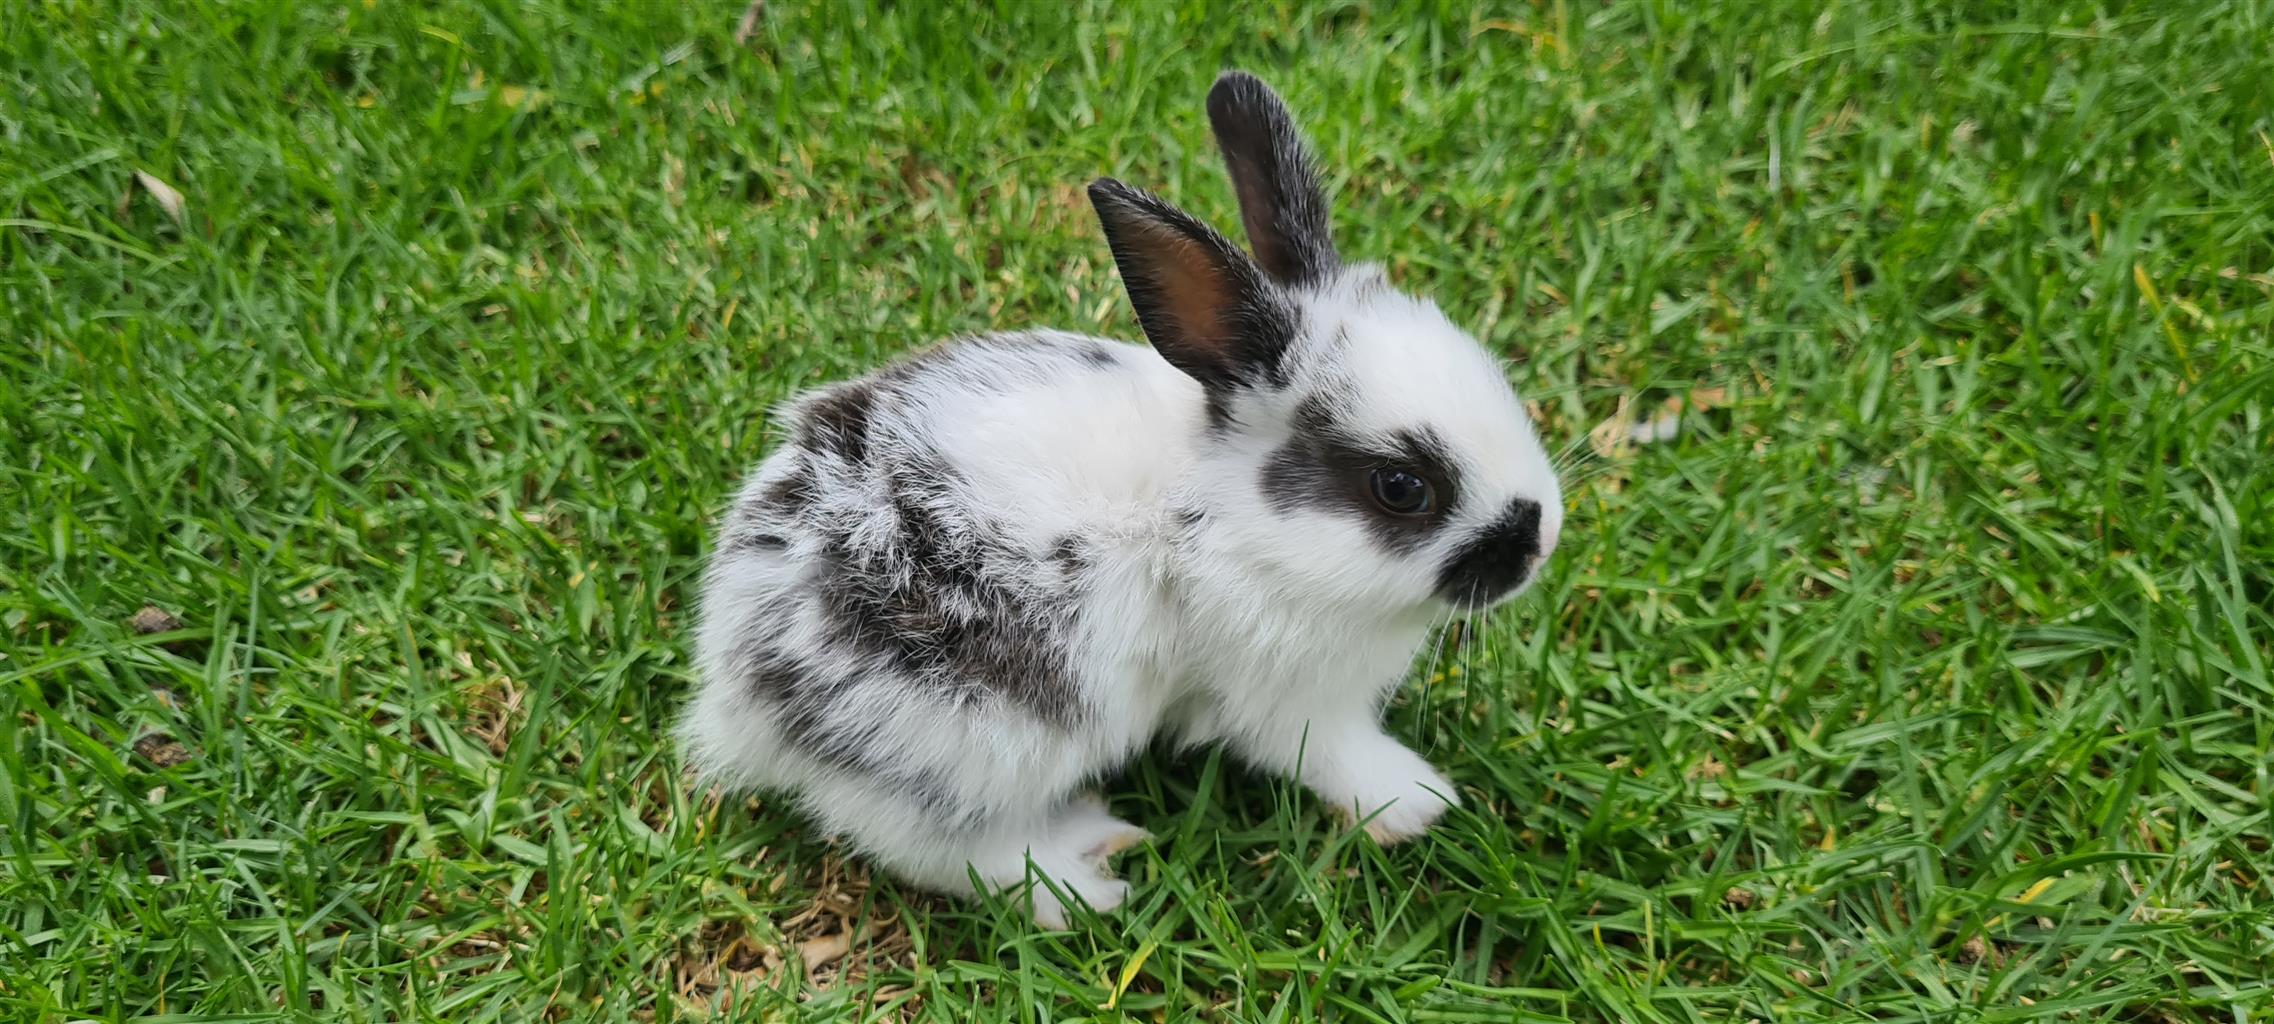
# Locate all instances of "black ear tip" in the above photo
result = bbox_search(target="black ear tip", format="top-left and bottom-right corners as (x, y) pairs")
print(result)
(1086, 177), (1145, 215)
(1087, 178), (1188, 233)
(1212, 69), (1268, 92)
(1086, 177), (1129, 208)
(1207, 70), (1282, 119)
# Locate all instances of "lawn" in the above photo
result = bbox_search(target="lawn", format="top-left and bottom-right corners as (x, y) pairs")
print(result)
(4, 0), (2271, 1020)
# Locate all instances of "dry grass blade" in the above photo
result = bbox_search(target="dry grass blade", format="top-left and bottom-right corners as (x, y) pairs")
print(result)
(797, 930), (850, 972)
(132, 169), (187, 225)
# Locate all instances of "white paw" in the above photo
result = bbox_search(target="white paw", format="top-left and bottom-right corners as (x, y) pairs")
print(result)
(1028, 874), (1130, 929)
(1320, 742), (1459, 845)
(1055, 795), (1151, 868)
(1355, 780), (1456, 845)
(1009, 797), (1149, 927)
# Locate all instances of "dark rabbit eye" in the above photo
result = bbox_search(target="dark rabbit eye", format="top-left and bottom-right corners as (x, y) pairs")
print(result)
(1368, 469), (1434, 516)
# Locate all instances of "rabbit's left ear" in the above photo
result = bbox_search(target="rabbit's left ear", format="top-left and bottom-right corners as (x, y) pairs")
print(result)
(1087, 178), (1296, 403)
(1207, 71), (1339, 287)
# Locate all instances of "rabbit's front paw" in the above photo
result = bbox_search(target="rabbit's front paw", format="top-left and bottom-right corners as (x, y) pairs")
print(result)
(1316, 736), (1459, 845)
(1058, 794), (1151, 865)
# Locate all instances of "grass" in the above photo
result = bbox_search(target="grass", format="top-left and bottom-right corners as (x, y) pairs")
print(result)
(4, 0), (2271, 1019)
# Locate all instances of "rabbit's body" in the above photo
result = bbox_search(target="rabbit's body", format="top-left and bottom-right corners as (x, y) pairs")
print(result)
(687, 332), (1190, 854)
(685, 74), (1562, 925)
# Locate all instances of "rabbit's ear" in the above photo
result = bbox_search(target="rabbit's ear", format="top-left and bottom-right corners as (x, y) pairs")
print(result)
(1088, 178), (1296, 403)
(1207, 71), (1339, 287)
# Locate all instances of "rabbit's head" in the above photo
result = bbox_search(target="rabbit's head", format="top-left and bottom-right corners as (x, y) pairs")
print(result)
(1090, 72), (1562, 614)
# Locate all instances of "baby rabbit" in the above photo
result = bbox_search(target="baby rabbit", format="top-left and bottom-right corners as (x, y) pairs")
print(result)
(683, 71), (1562, 925)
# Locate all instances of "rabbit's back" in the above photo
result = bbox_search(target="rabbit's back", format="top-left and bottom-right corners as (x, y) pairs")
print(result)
(685, 330), (1201, 832)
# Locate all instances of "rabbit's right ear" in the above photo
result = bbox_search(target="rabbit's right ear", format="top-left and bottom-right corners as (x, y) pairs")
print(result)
(1207, 71), (1339, 287)
(1088, 178), (1296, 403)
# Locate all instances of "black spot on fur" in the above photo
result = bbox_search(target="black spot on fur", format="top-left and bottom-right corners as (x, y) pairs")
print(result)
(758, 471), (816, 516)
(798, 383), (876, 463)
(1204, 392), (1237, 431)
(725, 463), (809, 553)
(744, 643), (815, 706)
(1050, 535), (1087, 574)
(728, 531), (789, 553)
(742, 645), (863, 773)
(1435, 498), (1544, 607)
(1259, 396), (1463, 552)
(740, 641), (973, 820)
(811, 452), (1082, 726)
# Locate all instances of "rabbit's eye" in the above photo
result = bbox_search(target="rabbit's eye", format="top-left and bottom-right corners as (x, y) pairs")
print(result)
(1368, 469), (1435, 516)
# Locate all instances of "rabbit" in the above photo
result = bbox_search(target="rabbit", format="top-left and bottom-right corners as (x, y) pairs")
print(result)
(681, 71), (1563, 926)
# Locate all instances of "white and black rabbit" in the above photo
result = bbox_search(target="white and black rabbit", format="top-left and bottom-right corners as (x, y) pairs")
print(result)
(683, 72), (1563, 925)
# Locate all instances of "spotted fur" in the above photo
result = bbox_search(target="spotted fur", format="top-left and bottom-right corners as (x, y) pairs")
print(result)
(682, 72), (1564, 926)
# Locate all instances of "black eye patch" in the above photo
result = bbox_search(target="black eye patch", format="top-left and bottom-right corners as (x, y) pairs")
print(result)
(1259, 396), (1462, 553)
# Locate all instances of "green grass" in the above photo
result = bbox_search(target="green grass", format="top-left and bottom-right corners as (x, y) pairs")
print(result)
(4, 0), (2271, 1020)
